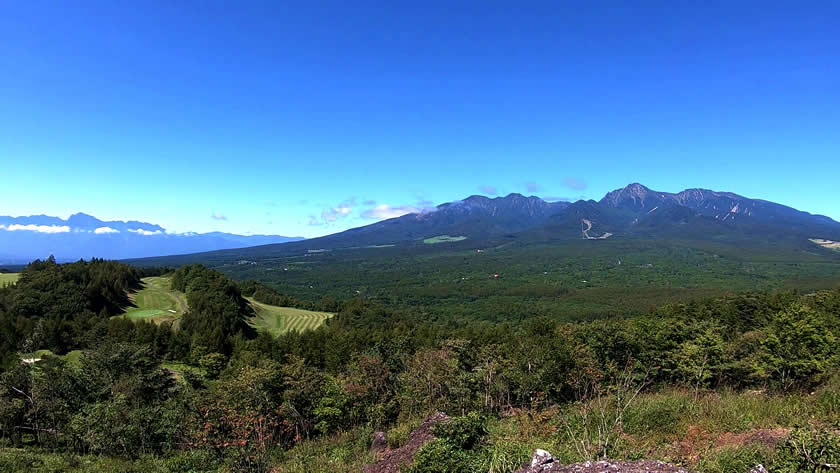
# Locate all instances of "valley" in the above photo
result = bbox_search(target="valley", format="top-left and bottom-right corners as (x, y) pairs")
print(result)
(143, 237), (840, 323)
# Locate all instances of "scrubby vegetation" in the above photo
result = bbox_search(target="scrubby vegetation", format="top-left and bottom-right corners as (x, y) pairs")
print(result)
(0, 258), (838, 472)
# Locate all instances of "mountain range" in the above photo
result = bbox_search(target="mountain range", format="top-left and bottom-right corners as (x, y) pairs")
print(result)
(219, 183), (840, 256)
(0, 213), (303, 264)
(6, 184), (840, 266)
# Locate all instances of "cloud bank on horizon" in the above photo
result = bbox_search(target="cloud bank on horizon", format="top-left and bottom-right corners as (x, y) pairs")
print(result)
(0, 224), (71, 234)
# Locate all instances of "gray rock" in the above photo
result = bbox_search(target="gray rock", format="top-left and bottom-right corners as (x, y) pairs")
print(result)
(513, 451), (691, 473)
(531, 449), (555, 467)
(370, 431), (387, 454)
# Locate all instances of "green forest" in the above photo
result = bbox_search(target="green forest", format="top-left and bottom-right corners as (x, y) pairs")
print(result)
(1, 258), (839, 472)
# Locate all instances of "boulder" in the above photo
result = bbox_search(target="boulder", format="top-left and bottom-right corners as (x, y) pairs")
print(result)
(531, 449), (555, 467)
(370, 431), (387, 454)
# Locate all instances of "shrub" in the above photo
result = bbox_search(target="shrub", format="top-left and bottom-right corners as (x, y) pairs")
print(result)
(407, 438), (475, 473)
(162, 450), (218, 473)
(199, 353), (227, 380)
(409, 413), (490, 473)
(773, 428), (840, 473)
(433, 412), (488, 450)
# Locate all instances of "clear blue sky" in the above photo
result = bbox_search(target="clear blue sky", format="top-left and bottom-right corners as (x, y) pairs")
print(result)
(2, 1), (838, 237)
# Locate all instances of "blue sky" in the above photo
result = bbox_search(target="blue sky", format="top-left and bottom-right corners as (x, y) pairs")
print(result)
(1, 1), (838, 237)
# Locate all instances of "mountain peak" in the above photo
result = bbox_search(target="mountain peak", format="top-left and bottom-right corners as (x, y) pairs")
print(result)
(600, 183), (661, 209)
(626, 182), (651, 191)
(67, 212), (104, 227)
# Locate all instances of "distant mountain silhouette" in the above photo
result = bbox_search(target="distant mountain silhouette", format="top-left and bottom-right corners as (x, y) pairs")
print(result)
(0, 213), (303, 264)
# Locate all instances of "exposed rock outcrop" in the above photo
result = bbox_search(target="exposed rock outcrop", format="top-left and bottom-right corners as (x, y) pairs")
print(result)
(515, 457), (689, 473)
(362, 413), (450, 473)
(515, 450), (769, 473)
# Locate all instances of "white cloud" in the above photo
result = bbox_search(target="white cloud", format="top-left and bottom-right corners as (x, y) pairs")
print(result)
(128, 228), (163, 236)
(361, 204), (421, 220)
(0, 224), (71, 233)
(94, 226), (120, 234)
(211, 212), (227, 221)
(321, 203), (353, 223)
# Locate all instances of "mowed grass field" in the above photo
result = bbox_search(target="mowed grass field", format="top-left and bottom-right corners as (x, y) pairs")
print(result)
(118, 277), (328, 334)
(247, 298), (333, 336)
(0, 273), (19, 286)
(120, 276), (187, 325)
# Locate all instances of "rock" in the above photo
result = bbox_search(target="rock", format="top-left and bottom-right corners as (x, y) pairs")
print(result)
(513, 451), (691, 473)
(362, 412), (450, 473)
(531, 449), (555, 467)
(747, 466), (769, 473)
(370, 431), (387, 454)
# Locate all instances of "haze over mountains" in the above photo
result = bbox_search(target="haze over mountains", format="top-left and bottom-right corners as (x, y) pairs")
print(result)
(0, 213), (303, 264)
(126, 183), (840, 266)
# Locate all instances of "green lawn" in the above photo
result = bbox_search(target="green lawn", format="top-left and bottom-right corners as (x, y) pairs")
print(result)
(247, 298), (333, 336)
(120, 276), (187, 325)
(423, 235), (467, 244)
(0, 273), (19, 286)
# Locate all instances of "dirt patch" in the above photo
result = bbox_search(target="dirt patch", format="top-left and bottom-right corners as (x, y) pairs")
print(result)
(363, 413), (449, 473)
(715, 428), (790, 449)
(672, 426), (790, 463)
